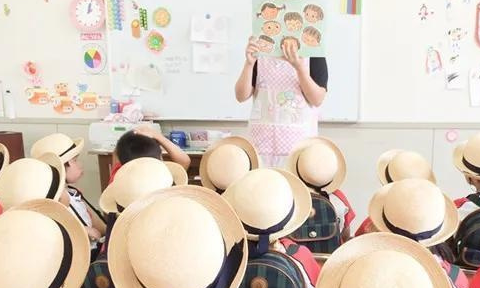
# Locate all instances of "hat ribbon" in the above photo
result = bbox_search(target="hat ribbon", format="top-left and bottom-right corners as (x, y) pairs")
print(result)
(463, 157), (480, 175)
(59, 143), (77, 158)
(49, 221), (73, 288)
(295, 160), (333, 197)
(46, 166), (61, 200)
(134, 239), (245, 288)
(0, 153), (4, 169)
(382, 210), (443, 241)
(385, 165), (394, 183)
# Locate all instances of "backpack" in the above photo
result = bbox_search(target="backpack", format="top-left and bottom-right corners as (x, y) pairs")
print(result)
(288, 193), (341, 254)
(454, 208), (480, 268)
(82, 252), (115, 288)
(240, 251), (307, 288)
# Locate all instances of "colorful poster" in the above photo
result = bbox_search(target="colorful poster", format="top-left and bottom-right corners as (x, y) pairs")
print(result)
(82, 43), (107, 74)
(340, 0), (362, 15)
(252, 0), (328, 57)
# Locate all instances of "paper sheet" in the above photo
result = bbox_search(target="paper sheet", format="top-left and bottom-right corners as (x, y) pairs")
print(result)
(191, 14), (229, 43)
(192, 43), (228, 73)
(469, 68), (480, 107)
(252, 0), (328, 57)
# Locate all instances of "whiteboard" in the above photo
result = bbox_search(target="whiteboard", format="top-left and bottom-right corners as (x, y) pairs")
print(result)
(0, 0), (111, 119)
(108, 0), (360, 122)
(361, 0), (480, 123)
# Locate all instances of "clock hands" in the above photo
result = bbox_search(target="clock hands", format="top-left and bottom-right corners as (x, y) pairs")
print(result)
(87, 0), (92, 14)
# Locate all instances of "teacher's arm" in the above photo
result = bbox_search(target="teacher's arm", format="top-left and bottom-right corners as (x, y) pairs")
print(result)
(235, 38), (259, 103)
(283, 43), (328, 107)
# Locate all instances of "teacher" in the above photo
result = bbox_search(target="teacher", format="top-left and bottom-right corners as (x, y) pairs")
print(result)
(235, 37), (328, 167)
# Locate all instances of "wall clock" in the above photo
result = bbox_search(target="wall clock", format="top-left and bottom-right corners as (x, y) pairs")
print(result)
(70, 0), (106, 32)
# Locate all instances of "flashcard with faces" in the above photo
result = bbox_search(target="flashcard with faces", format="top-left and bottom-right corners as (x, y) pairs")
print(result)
(252, 0), (328, 57)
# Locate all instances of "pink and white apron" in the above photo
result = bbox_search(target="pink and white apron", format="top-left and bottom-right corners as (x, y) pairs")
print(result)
(249, 57), (319, 167)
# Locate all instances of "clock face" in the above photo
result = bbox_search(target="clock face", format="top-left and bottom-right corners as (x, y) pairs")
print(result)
(71, 0), (105, 31)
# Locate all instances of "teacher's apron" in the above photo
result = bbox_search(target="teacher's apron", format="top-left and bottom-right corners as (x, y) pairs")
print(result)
(249, 57), (319, 168)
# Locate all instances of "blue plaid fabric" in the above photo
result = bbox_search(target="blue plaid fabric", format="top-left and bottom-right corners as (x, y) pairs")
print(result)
(82, 253), (115, 288)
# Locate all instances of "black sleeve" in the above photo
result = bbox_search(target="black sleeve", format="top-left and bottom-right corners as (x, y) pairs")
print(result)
(310, 57), (328, 89)
(251, 61), (258, 88)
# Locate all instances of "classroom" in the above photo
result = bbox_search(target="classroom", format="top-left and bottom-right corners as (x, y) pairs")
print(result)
(1, 0), (480, 287)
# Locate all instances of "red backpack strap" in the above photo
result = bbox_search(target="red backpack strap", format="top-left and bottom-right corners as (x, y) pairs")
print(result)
(109, 162), (122, 184)
(455, 197), (470, 208)
(332, 190), (356, 228)
(438, 257), (469, 288)
(280, 238), (320, 286)
(471, 267), (480, 288)
(355, 217), (374, 237)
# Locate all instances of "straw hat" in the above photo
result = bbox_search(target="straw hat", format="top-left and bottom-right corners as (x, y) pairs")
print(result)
(454, 133), (480, 178)
(0, 153), (66, 210)
(377, 149), (436, 185)
(200, 136), (260, 193)
(0, 143), (9, 173)
(164, 161), (188, 185)
(369, 179), (458, 247)
(316, 232), (451, 288)
(223, 168), (311, 242)
(286, 137), (346, 194)
(108, 185), (248, 288)
(31, 133), (84, 164)
(99, 157), (174, 213)
(0, 199), (90, 288)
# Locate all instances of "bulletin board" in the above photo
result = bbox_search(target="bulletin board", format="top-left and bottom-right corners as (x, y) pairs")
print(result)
(107, 0), (361, 121)
(361, 0), (480, 123)
(0, 0), (111, 119)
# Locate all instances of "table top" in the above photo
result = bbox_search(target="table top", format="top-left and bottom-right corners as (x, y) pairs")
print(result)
(89, 148), (205, 156)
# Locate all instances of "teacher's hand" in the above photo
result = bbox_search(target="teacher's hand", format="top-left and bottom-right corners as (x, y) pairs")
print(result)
(282, 41), (303, 70)
(245, 36), (259, 66)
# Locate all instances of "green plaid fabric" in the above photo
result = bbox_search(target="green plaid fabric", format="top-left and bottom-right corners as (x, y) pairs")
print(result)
(240, 251), (305, 288)
(289, 194), (341, 254)
(82, 253), (115, 288)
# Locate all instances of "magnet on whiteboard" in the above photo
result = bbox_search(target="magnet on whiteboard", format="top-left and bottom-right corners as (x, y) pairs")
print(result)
(446, 129), (459, 143)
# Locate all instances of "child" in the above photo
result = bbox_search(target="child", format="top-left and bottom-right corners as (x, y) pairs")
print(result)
(223, 168), (320, 287)
(257, 35), (275, 53)
(235, 35), (328, 167)
(303, 4), (324, 23)
(286, 137), (355, 244)
(368, 179), (469, 288)
(31, 133), (106, 260)
(302, 26), (321, 47)
(453, 133), (480, 220)
(262, 21), (282, 37)
(109, 126), (190, 183)
(355, 149), (436, 236)
(281, 36), (301, 50)
(256, 3), (286, 20)
(284, 12), (303, 32)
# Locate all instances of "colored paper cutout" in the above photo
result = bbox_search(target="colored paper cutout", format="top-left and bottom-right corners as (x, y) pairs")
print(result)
(131, 19), (141, 38)
(3, 4), (10, 16)
(107, 0), (125, 31)
(146, 30), (165, 54)
(139, 8), (148, 30)
(340, 0), (362, 15)
(153, 8), (171, 27)
(82, 44), (107, 74)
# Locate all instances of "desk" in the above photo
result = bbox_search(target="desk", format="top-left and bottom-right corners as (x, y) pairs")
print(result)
(89, 149), (204, 191)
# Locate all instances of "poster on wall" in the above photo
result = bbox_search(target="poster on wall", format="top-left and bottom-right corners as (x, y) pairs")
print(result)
(252, 0), (328, 57)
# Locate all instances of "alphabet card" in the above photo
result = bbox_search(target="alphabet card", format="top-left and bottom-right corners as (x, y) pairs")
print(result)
(252, 0), (328, 57)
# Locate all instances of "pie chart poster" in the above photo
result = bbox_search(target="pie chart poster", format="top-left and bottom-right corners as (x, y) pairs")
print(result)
(82, 43), (107, 75)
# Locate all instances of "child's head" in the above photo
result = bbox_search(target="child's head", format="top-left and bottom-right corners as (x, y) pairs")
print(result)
(258, 35), (275, 53)
(303, 4), (324, 23)
(281, 36), (301, 51)
(30, 133), (84, 184)
(284, 12), (303, 32)
(257, 3), (286, 20)
(302, 26), (321, 47)
(262, 21), (282, 37)
(116, 131), (162, 165)
(465, 174), (480, 192)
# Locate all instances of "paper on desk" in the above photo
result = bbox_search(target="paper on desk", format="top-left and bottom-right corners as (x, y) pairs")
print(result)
(192, 42), (229, 73)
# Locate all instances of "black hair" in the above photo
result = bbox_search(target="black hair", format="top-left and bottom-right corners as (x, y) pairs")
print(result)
(0, 153), (3, 169)
(116, 131), (162, 165)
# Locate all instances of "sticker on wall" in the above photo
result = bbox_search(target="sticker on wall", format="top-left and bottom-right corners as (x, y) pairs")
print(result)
(25, 87), (50, 105)
(3, 4), (10, 16)
(146, 30), (165, 54)
(131, 19), (141, 38)
(340, 0), (362, 15)
(469, 68), (480, 107)
(74, 84), (100, 111)
(446, 129), (459, 143)
(139, 8), (148, 30)
(106, 0), (125, 31)
(23, 61), (43, 87)
(82, 44), (107, 74)
(418, 4), (434, 21)
(426, 46), (442, 75)
(52, 96), (75, 114)
(153, 7), (171, 27)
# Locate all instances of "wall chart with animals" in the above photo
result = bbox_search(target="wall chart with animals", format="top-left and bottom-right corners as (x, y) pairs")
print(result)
(0, 0), (111, 118)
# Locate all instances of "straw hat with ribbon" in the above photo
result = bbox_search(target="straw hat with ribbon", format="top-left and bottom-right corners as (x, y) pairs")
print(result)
(0, 199), (90, 288)
(0, 143), (9, 173)
(108, 185), (248, 288)
(454, 133), (480, 179)
(316, 232), (451, 288)
(164, 161), (188, 185)
(369, 179), (458, 247)
(286, 137), (346, 194)
(377, 149), (436, 185)
(222, 168), (311, 255)
(0, 153), (65, 210)
(200, 136), (260, 194)
(31, 133), (84, 164)
(99, 157), (174, 214)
